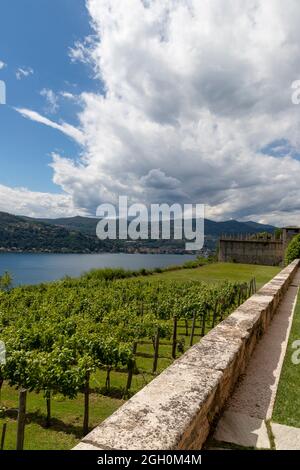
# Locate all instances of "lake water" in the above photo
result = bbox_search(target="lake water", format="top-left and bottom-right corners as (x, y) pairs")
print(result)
(0, 253), (196, 286)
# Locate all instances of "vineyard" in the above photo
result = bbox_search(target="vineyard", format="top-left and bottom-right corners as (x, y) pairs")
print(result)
(0, 269), (256, 449)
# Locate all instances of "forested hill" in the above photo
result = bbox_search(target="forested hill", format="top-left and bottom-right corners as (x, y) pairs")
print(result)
(0, 212), (109, 253)
(0, 211), (276, 253)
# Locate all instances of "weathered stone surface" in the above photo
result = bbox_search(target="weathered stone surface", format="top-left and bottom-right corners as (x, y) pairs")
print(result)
(179, 337), (241, 372)
(179, 337), (246, 410)
(80, 363), (222, 450)
(74, 259), (299, 451)
(206, 322), (249, 343)
(73, 442), (104, 450)
(214, 411), (271, 449)
(272, 423), (300, 450)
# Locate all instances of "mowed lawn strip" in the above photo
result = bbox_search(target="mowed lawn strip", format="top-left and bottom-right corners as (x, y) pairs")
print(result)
(152, 262), (280, 289)
(272, 288), (300, 428)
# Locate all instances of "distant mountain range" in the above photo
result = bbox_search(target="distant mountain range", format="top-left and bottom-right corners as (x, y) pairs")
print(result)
(0, 211), (276, 254)
(36, 215), (275, 238)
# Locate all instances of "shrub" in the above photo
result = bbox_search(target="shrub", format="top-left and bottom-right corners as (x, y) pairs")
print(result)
(285, 234), (300, 265)
(0, 271), (13, 291)
(183, 260), (199, 269)
(138, 268), (153, 276)
(163, 264), (181, 272)
(153, 267), (163, 273)
(81, 267), (135, 281)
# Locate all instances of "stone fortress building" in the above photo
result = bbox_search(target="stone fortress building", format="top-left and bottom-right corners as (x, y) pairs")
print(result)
(218, 227), (300, 266)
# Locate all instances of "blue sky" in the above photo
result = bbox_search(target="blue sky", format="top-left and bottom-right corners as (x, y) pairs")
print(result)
(0, 0), (96, 193)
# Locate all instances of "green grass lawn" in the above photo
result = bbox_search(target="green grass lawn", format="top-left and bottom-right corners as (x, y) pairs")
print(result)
(0, 262), (281, 450)
(272, 289), (300, 428)
(153, 262), (280, 289)
(0, 384), (123, 450)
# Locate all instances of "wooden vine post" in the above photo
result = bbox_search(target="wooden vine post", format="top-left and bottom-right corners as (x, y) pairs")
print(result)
(242, 283), (247, 301)
(249, 278), (256, 297)
(184, 319), (189, 336)
(189, 313), (196, 347)
(172, 315), (177, 359)
(201, 311), (207, 336)
(45, 391), (51, 428)
(152, 329), (160, 373)
(83, 371), (90, 436)
(16, 389), (27, 450)
(126, 341), (137, 392)
(237, 286), (241, 306)
(1, 423), (6, 450)
(211, 300), (218, 329)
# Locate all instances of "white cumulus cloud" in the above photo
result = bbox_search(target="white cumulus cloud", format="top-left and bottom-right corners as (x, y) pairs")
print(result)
(40, 88), (59, 114)
(16, 66), (34, 80)
(0, 184), (86, 219)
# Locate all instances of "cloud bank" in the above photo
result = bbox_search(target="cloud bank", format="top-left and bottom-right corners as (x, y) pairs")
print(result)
(6, 0), (300, 224)
(0, 184), (85, 219)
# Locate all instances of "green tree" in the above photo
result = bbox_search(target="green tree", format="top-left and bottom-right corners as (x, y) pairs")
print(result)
(285, 234), (300, 265)
(0, 272), (13, 291)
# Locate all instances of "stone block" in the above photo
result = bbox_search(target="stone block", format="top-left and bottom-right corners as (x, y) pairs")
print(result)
(272, 423), (300, 450)
(214, 411), (271, 449)
(80, 363), (222, 450)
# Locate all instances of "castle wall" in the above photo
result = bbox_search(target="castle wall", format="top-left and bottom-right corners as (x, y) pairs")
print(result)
(218, 239), (283, 266)
(282, 227), (300, 251)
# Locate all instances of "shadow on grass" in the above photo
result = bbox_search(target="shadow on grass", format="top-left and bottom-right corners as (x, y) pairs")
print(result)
(3, 408), (85, 438)
(91, 386), (128, 399)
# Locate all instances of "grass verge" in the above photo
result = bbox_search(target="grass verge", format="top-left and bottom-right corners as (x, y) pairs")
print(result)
(272, 288), (300, 428)
(152, 262), (280, 288)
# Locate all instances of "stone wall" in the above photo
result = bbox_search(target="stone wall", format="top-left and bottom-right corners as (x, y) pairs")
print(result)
(74, 260), (299, 451)
(282, 227), (300, 251)
(218, 239), (283, 266)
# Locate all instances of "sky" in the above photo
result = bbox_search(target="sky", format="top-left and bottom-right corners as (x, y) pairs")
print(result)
(1, 0), (300, 225)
